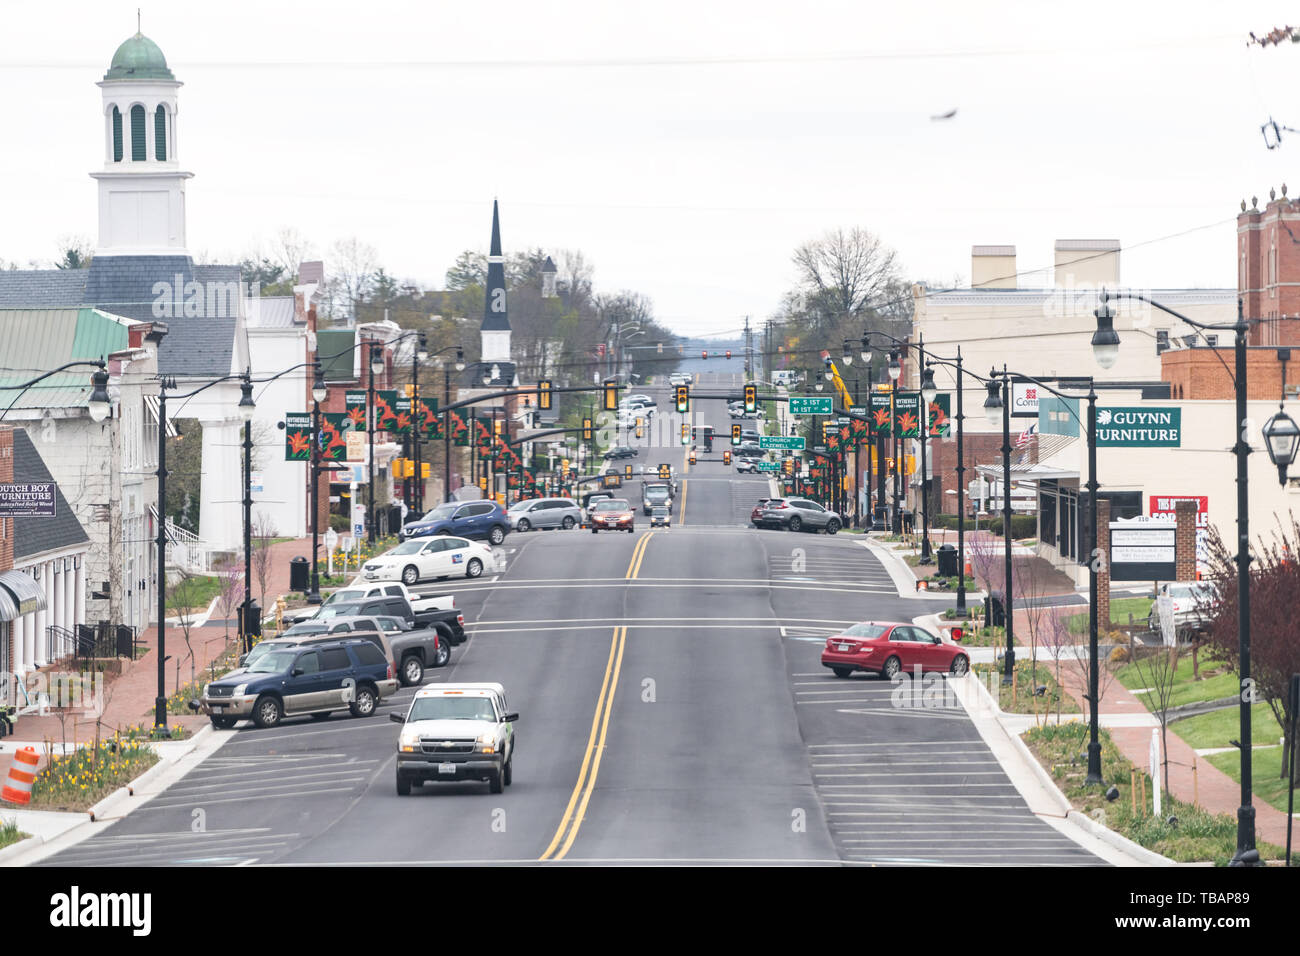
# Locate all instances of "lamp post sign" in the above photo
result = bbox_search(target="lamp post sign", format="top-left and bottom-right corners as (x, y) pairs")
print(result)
(0, 482), (56, 517)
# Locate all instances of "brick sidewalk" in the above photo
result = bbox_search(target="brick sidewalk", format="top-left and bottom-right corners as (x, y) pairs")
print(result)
(8, 536), (315, 745)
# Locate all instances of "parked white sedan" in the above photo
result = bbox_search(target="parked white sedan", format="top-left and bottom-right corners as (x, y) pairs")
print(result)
(362, 536), (493, 584)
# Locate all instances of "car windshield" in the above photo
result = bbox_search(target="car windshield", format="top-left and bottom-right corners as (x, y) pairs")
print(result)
(421, 504), (457, 522)
(246, 649), (298, 674)
(594, 500), (630, 511)
(388, 540), (425, 555)
(652, 507), (668, 516)
(841, 623), (889, 639)
(407, 696), (498, 721)
(508, 500), (534, 512)
(243, 642), (288, 666)
(283, 623), (326, 636)
(323, 588), (366, 605)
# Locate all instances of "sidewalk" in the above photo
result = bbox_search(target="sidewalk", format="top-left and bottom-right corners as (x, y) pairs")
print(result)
(2, 536), (314, 748)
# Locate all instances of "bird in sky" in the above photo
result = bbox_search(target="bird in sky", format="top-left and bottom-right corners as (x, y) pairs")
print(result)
(930, 108), (957, 121)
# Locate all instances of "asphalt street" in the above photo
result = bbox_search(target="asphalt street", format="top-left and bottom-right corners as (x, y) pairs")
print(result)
(41, 374), (1105, 866)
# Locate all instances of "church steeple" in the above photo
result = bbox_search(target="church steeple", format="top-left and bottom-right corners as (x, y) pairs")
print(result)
(480, 199), (512, 362)
(91, 27), (192, 257)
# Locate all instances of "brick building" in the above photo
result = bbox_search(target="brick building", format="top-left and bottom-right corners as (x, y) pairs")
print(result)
(1237, 187), (1300, 346)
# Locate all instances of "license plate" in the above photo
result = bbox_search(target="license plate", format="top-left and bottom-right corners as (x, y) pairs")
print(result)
(838, 644), (851, 652)
(210, 705), (224, 713)
(438, 762), (456, 774)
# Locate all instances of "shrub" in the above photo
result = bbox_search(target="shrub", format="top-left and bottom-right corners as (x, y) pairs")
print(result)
(1109, 645), (1130, 663)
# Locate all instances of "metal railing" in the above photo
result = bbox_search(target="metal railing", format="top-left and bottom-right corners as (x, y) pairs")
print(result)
(165, 517), (213, 573)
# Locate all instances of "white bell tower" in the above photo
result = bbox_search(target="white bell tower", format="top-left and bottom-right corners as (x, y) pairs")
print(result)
(90, 30), (193, 257)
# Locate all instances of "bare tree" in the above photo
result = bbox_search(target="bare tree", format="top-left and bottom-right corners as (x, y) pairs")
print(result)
(325, 237), (379, 322)
(251, 513), (278, 607)
(792, 227), (903, 329)
(214, 564), (244, 649)
(272, 227), (314, 279)
(1129, 643), (1181, 796)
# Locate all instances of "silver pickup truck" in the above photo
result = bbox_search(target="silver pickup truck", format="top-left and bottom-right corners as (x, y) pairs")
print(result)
(282, 581), (453, 626)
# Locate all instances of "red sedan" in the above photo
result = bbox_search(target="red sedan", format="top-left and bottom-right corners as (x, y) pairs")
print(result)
(590, 499), (635, 534)
(821, 621), (969, 679)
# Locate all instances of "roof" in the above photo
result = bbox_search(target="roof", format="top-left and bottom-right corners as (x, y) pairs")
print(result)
(0, 256), (239, 378)
(318, 329), (357, 381)
(104, 32), (174, 81)
(245, 296), (298, 329)
(541, 256), (557, 273)
(0, 570), (45, 621)
(11, 429), (90, 561)
(1055, 239), (1121, 252)
(461, 361), (517, 388)
(0, 308), (131, 411)
(972, 245), (1016, 257)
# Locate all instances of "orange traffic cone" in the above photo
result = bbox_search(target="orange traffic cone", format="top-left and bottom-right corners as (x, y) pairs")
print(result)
(1, 746), (39, 805)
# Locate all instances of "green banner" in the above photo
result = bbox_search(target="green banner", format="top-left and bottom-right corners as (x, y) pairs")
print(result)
(372, 390), (400, 432)
(391, 397), (413, 436)
(414, 397), (441, 440)
(319, 412), (352, 461)
(284, 412), (313, 461)
(894, 393), (922, 437)
(868, 393), (893, 435)
(345, 390), (368, 431)
(449, 410), (470, 446)
(1096, 407), (1181, 447)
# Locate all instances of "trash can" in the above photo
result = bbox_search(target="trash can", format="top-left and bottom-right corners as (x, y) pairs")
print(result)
(936, 544), (958, 577)
(289, 556), (310, 593)
(988, 589), (1006, 628)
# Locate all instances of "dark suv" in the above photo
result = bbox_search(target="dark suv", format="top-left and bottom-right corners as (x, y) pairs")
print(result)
(603, 446), (638, 460)
(402, 500), (510, 545)
(199, 638), (398, 729)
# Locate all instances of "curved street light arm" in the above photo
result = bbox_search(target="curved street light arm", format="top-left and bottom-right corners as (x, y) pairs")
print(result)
(0, 358), (109, 422)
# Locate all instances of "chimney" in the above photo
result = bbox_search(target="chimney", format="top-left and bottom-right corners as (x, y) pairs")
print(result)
(971, 245), (1017, 289)
(1054, 239), (1120, 288)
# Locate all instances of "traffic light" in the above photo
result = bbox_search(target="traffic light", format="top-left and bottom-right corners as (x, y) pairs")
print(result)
(603, 379), (618, 411)
(538, 380), (552, 410)
(702, 350), (708, 360)
(624, 464), (633, 478)
(582, 417), (593, 441)
(723, 450), (732, 465)
(658, 464), (672, 479)
(744, 383), (757, 413)
(731, 423), (742, 443)
(691, 426), (697, 442)
(635, 419), (643, 439)
(675, 385), (689, 413)
(478, 476), (488, 490)
(680, 423), (689, 445)
(725, 350), (731, 359)
(783, 457), (794, 475)
(421, 462), (430, 479)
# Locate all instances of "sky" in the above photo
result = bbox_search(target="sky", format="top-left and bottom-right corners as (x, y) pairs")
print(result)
(2, 1), (1299, 338)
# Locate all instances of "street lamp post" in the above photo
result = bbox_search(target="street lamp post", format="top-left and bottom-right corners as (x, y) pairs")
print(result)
(889, 349), (903, 532)
(443, 346), (466, 503)
(984, 368), (1016, 684)
(367, 343), (381, 544)
(237, 373), (257, 654)
(1092, 291), (1298, 864)
(154, 371), (250, 732)
(923, 348), (968, 614)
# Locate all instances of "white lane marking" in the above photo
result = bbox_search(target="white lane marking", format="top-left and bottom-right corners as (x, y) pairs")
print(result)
(814, 771), (1010, 778)
(423, 581), (899, 595)
(467, 624), (784, 635)
(221, 722), (402, 745)
(163, 769), (372, 795)
(138, 787), (360, 810)
(807, 740), (980, 747)
(475, 616), (863, 627)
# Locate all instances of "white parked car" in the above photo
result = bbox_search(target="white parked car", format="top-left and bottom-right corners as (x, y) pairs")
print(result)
(362, 536), (494, 585)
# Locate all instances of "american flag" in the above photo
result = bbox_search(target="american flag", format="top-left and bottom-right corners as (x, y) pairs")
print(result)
(1015, 423), (1037, 449)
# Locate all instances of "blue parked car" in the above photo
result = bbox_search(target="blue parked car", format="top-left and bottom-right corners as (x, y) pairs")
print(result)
(197, 638), (399, 729)
(401, 500), (510, 546)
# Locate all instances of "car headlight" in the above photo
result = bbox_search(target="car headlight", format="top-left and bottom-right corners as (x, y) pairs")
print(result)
(233, 684), (247, 697)
(399, 730), (420, 750)
(202, 683), (210, 697)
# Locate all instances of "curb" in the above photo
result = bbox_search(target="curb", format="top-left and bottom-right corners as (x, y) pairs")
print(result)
(957, 669), (1175, 867)
(858, 539), (948, 600)
(0, 833), (41, 864)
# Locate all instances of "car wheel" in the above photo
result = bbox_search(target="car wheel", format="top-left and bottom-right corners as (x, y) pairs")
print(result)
(401, 564), (420, 586)
(562, 516), (575, 530)
(489, 770), (504, 794)
(504, 755), (513, 786)
(349, 684), (377, 718)
(437, 529), (451, 535)
(882, 656), (902, 680)
(466, 558), (483, 578)
(831, 667), (852, 679)
(517, 518), (531, 532)
(252, 694), (282, 729)
(627, 527), (634, 533)
(401, 654), (424, 687)
(826, 519), (840, 535)
(434, 635), (451, 667)
(396, 773), (411, 796)
(591, 528), (598, 535)
(788, 516), (802, 533)
(488, 525), (506, 545)
(950, 655), (969, 676)
(210, 715), (237, 729)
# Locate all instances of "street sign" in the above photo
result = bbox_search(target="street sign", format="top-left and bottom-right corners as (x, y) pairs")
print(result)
(1096, 407), (1182, 447)
(756, 461), (780, 472)
(759, 435), (805, 450)
(788, 397), (832, 416)
(0, 482), (56, 517)
(1012, 381), (1040, 418)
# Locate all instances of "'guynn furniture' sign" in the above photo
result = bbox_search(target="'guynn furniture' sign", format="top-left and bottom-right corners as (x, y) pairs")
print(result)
(1096, 407), (1181, 447)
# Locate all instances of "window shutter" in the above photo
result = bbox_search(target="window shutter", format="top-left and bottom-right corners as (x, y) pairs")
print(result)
(154, 105), (167, 161)
(130, 105), (146, 161)
(112, 107), (123, 162)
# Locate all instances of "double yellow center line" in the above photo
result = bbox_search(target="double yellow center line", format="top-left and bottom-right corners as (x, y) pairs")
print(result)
(538, 532), (652, 861)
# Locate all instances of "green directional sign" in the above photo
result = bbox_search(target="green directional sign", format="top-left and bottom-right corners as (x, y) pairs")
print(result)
(760, 435), (805, 450)
(756, 461), (780, 472)
(788, 397), (832, 416)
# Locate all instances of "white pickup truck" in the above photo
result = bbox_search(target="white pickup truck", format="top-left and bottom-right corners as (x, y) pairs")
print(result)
(282, 581), (454, 626)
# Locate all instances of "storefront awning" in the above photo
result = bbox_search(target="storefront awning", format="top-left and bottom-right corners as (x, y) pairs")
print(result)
(0, 570), (46, 621)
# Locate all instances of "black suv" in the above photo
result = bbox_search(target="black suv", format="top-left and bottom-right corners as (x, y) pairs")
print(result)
(199, 638), (399, 729)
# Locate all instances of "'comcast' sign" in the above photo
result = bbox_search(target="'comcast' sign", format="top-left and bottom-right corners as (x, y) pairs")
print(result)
(1096, 407), (1181, 448)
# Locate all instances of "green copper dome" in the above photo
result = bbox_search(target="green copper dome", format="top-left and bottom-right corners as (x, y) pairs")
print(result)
(104, 33), (174, 81)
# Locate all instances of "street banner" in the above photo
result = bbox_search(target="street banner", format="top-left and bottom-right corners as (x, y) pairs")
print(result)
(0, 482), (56, 517)
(345, 390), (368, 430)
(415, 398), (441, 440)
(868, 392), (892, 435)
(373, 390), (400, 432)
(449, 410), (470, 446)
(894, 393), (922, 437)
(319, 413), (351, 461)
(389, 397), (413, 436)
(926, 394), (951, 437)
(284, 412), (314, 460)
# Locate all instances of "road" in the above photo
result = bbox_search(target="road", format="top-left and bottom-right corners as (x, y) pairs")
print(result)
(40, 374), (1103, 866)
